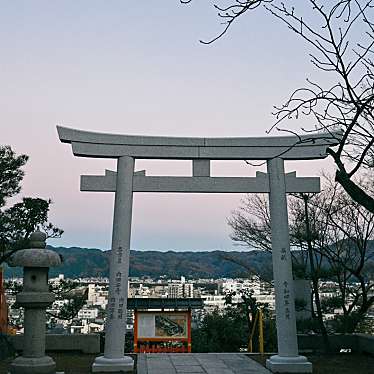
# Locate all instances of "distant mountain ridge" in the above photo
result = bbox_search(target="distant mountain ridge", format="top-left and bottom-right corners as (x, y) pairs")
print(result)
(4, 246), (273, 280)
(5, 241), (373, 280)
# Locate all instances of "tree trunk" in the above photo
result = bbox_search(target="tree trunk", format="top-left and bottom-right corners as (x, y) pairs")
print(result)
(335, 170), (374, 213)
(303, 196), (331, 352)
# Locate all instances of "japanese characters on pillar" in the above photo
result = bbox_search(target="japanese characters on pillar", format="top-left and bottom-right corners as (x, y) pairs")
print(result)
(116, 246), (125, 320)
(280, 248), (291, 320)
(283, 280), (291, 320)
(117, 246), (123, 264)
(107, 247), (126, 321)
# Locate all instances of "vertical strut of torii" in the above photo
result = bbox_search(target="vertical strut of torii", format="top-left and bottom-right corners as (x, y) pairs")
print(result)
(58, 126), (340, 374)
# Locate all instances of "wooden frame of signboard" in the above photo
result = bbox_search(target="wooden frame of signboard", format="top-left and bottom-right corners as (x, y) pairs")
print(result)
(134, 310), (192, 353)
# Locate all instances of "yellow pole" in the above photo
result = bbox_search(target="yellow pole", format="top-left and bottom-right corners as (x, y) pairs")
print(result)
(248, 339), (253, 353)
(248, 310), (259, 353)
(258, 307), (264, 355)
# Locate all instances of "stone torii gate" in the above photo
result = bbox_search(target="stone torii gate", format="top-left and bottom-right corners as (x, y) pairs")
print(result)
(58, 126), (339, 373)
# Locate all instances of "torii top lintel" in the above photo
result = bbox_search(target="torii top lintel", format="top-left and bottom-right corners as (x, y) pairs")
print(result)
(57, 126), (340, 160)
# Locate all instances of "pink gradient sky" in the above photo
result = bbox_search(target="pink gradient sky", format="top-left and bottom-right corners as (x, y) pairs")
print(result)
(1, 1), (336, 251)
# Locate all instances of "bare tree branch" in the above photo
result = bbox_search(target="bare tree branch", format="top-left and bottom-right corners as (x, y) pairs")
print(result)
(181, 0), (374, 213)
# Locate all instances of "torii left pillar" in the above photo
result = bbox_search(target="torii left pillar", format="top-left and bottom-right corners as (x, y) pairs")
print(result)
(92, 156), (134, 373)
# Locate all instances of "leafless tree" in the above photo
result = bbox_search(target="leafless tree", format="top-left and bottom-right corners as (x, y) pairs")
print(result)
(228, 194), (272, 252)
(228, 174), (374, 334)
(181, 0), (374, 213)
(312, 176), (374, 332)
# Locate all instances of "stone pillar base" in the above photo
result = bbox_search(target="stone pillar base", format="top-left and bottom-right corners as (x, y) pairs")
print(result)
(266, 355), (312, 373)
(92, 356), (134, 373)
(9, 355), (57, 374)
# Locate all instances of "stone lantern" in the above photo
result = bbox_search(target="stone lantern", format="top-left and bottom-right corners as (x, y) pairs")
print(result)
(7, 230), (62, 374)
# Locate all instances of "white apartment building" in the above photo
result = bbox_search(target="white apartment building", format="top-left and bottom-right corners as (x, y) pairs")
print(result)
(218, 277), (275, 309)
(87, 284), (108, 308)
(202, 295), (227, 313)
(168, 282), (194, 298)
(77, 307), (99, 320)
(219, 276), (263, 294)
(70, 319), (104, 334)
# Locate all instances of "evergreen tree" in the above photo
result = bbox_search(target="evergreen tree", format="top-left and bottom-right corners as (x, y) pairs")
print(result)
(0, 145), (63, 264)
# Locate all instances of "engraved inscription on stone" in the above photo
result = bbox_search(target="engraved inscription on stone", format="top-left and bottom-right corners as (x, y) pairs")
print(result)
(117, 246), (123, 264)
(281, 247), (287, 261)
(108, 297), (116, 320)
(283, 281), (291, 319)
(115, 272), (122, 296)
(118, 297), (125, 320)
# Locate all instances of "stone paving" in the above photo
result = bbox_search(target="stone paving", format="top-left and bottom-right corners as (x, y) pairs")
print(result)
(137, 353), (271, 374)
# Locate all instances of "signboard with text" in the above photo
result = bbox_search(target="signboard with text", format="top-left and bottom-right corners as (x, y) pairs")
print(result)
(134, 310), (192, 353)
(137, 311), (188, 339)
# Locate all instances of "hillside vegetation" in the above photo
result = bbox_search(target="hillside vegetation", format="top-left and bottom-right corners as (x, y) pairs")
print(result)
(4, 246), (272, 280)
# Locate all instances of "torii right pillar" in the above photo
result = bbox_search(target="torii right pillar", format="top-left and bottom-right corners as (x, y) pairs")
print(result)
(266, 157), (312, 373)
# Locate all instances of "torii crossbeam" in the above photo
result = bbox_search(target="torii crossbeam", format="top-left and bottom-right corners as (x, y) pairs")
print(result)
(81, 169), (320, 193)
(58, 126), (340, 373)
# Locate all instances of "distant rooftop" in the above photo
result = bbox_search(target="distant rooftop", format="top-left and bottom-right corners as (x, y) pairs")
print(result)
(127, 298), (204, 310)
